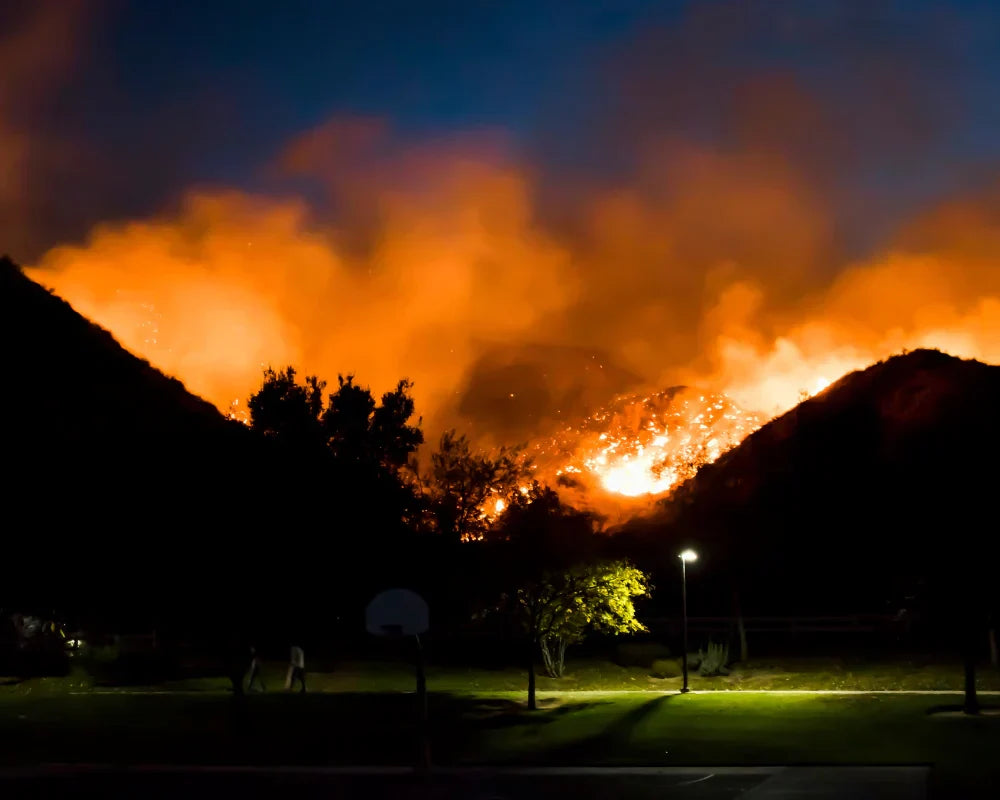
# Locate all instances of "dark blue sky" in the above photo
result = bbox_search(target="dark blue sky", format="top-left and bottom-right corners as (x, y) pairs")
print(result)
(8, 0), (1000, 260)
(99, 1), (676, 139)
(58, 0), (677, 188)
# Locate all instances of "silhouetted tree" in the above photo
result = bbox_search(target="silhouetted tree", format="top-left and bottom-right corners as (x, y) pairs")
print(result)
(428, 430), (528, 542)
(323, 375), (377, 464)
(321, 375), (425, 544)
(249, 368), (423, 476)
(248, 367), (325, 449)
(323, 375), (423, 469)
(372, 380), (425, 470)
(246, 368), (426, 573)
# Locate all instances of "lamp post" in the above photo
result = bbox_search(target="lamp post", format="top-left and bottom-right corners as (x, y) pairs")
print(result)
(679, 549), (698, 693)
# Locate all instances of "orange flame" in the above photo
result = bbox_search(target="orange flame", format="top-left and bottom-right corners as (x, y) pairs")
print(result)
(530, 387), (766, 511)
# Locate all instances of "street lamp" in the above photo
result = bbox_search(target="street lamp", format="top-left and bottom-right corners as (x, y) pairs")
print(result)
(679, 549), (698, 693)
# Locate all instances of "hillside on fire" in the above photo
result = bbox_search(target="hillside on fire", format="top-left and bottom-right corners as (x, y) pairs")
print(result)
(620, 349), (1000, 621)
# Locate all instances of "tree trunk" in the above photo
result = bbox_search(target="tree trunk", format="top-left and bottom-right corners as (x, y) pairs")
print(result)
(963, 639), (980, 715)
(527, 645), (537, 710)
(539, 636), (566, 678)
(556, 638), (568, 678)
(733, 589), (748, 663)
(989, 627), (998, 669)
(540, 636), (557, 678)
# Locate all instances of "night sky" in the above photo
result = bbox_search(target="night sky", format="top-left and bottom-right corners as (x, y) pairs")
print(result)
(6, 0), (1000, 261)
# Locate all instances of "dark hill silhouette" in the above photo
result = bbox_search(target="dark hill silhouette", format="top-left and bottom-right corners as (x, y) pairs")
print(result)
(1, 257), (326, 616)
(3, 257), (235, 441)
(617, 349), (1000, 626)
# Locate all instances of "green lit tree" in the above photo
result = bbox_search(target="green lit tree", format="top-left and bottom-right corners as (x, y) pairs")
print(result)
(514, 560), (649, 685)
(485, 486), (648, 708)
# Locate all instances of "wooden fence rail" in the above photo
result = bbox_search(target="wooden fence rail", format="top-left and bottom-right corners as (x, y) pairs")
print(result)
(644, 615), (902, 634)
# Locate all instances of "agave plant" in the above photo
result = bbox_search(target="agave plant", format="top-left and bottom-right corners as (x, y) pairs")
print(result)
(697, 640), (731, 676)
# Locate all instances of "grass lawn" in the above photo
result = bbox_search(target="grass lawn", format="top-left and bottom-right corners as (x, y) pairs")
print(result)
(468, 692), (1000, 797)
(2, 678), (1000, 796)
(10, 655), (996, 695)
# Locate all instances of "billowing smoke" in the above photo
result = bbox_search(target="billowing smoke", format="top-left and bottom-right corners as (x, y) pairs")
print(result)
(0, 1), (93, 258)
(29, 146), (578, 439)
(16, 2), (1000, 449)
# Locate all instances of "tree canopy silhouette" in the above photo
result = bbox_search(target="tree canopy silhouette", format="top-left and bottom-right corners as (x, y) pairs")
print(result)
(427, 430), (528, 542)
(247, 366), (426, 551)
(323, 376), (424, 469)
(249, 367), (423, 469)
(248, 367), (326, 451)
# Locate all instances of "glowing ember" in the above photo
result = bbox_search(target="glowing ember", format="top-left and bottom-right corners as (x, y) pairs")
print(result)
(226, 398), (250, 425)
(478, 491), (512, 524)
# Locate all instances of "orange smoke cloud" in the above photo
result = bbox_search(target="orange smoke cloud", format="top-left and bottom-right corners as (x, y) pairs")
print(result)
(24, 124), (1000, 449)
(564, 143), (833, 383)
(29, 144), (576, 437)
(688, 185), (1000, 415)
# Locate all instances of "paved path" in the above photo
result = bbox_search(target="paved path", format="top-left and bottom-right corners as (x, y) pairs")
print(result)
(0, 765), (929, 799)
(68, 688), (1000, 696)
(551, 689), (1000, 696)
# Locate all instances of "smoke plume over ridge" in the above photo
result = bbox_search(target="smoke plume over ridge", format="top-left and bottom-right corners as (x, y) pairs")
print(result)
(11, 1), (1000, 445)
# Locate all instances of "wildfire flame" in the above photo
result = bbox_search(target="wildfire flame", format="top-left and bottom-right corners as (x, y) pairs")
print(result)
(530, 387), (765, 506)
(525, 371), (840, 513)
(226, 398), (250, 426)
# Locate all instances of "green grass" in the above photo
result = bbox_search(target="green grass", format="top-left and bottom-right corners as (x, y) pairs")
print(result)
(4, 654), (998, 798)
(5, 655), (1000, 696)
(469, 692), (1000, 798)
(1, 682), (998, 796)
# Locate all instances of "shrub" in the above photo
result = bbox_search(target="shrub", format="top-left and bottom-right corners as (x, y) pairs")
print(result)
(697, 640), (731, 676)
(83, 643), (120, 665)
(10, 648), (69, 678)
(614, 641), (671, 668)
(79, 643), (176, 686)
(650, 657), (682, 678)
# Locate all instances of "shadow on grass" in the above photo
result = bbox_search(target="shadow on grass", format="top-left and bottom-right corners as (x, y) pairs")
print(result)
(533, 694), (676, 764)
(926, 703), (1000, 717)
(1, 690), (625, 768)
(457, 696), (614, 730)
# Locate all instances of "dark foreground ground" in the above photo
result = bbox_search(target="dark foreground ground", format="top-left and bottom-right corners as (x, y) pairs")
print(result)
(0, 766), (928, 800)
(0, 688), (994, 797)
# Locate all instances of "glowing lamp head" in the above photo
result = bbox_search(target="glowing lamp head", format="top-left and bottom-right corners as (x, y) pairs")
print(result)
(679, 549), (698, 563)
